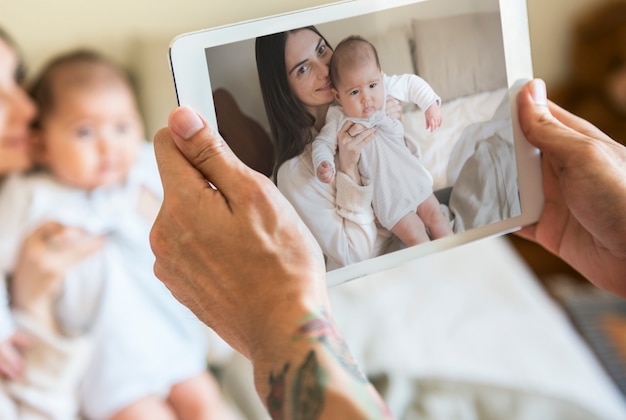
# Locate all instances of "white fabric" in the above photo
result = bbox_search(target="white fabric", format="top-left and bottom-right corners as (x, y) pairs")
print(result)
(0, 312), (91, 420)
(311, 73), (439, 230)
(312, 73), (439, 175)
(329, 237), (626, 420)
(0, 143), (211, 419)
(278, 142), (402, 271)
(403, 88), (508, 190)
(449, 133), (521, 232)
(446, 90), (515, 186)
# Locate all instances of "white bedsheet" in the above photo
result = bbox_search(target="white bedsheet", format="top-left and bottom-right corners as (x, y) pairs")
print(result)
(329, 236), (626, 419)
(403, 88), (508, 191)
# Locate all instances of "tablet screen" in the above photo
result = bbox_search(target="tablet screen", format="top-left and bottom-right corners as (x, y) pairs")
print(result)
(170, 0), (542, 286)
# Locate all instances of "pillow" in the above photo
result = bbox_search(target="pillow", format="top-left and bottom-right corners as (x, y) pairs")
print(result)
(411, 12), (508, 102)
(370, 27), (417, 111)
(370, 27), (416, 77)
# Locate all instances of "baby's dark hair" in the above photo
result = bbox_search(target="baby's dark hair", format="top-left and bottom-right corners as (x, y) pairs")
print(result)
(29, 49), (136, 128)
(329, 35), (381, 87)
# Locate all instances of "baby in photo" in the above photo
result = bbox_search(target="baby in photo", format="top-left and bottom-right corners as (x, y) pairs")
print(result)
(312, 35), (453, 246)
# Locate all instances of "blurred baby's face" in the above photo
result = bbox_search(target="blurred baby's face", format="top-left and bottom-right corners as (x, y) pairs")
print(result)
(38, 83), (143, 190)
(333, 60), (384, 119)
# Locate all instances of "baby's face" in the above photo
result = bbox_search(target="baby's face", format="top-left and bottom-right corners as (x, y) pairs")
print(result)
(333, 60), (384, 119)
(38, 83), (143, 190)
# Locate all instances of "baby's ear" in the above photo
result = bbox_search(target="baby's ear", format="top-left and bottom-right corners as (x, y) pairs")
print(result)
(332, 88), (340, 101)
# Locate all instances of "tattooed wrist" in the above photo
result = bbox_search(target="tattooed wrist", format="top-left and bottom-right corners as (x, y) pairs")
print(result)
(294, 309), (367, 383)
(267, 350), (325, 420)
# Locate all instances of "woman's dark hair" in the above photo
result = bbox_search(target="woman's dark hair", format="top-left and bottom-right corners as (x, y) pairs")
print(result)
(0, 27), (27, 84)
(255, 26), (331, 178)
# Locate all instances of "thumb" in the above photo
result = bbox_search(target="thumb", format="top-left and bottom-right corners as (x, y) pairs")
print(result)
(517, 79), (562, 151)
(168, 106), (248, 192)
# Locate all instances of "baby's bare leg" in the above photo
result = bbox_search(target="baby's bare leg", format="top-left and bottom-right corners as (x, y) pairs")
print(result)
(418, 194), (453, 239)
(167, 371), (239, 420)
(108, 395), (176, 420)
(391, 212), (430, 247)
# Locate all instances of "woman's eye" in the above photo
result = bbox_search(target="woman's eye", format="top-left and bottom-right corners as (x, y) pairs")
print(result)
(318, 43), (327, 56)
(297, 64), (309, 75)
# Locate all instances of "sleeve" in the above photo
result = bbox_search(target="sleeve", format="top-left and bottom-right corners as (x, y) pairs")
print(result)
(384, 73), (441, 111)
(276, 155), (380, 269)
(0, 175), (34, 341)
(311, 107), (341, 174)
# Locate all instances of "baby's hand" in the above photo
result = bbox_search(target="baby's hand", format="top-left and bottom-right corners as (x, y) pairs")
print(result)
(0, 332), (32, 379)
(317, 161), (335, 184)
(424, 103), (442, 132)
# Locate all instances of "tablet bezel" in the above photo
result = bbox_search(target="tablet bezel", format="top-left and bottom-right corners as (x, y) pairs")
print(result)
(168, 0), (543, 287)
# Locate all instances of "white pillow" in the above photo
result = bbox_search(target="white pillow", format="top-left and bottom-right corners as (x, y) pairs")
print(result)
(411, 12), (508, 102)
(370, 27), (416, 111)
(370, 27), (415, 77)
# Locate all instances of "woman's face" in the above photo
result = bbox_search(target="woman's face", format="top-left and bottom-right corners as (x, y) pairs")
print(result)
(284, 29), (334, 111)
(0, 39), (36, 175)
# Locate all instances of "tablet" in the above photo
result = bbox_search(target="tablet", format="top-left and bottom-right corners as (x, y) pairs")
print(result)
(169, 0), (543, 287)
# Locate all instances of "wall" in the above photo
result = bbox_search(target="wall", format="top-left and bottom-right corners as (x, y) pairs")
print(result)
(204, 0), (500, 133)
(0, 0), (607, 137)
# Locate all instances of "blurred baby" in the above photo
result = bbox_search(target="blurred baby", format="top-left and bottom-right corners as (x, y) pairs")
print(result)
(0, 50), (236, 419)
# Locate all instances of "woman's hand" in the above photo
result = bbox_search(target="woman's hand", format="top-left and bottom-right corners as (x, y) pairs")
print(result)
(150, 107), (327, 360)
(517, 79), (626, 297)
(336, 121), (375, 185)
(385, 95), (402, 120)
(0, 332), (32, 379)
(11, 221), (105, 331)
(151, 107), (391, 418)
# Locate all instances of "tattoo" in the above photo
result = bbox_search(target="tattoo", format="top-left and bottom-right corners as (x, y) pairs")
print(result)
(267, 351), (325, 420)
(296, 310), (367, 383)
(266, 310), (378, 420)
(267, 363), (289, 420)
(292, 350), (324, 420)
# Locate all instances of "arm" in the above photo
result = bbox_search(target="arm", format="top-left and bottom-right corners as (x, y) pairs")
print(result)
(0, 175), (103, 378)
(277, 161), (381, 269)
(384, 73), (440, 112)
(151, 106), (391, 418)
(278, 108), (384, 268)
(384, 73), (442, 132)
(0, 288), (31, 380)
(517, 79), (626, 297)
(311, 108), (340, 178)
(10, 222), (104, 333)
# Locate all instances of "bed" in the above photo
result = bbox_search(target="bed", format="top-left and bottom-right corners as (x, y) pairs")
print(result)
(328, 237), (626, 419)
(174, 11), (626, 420)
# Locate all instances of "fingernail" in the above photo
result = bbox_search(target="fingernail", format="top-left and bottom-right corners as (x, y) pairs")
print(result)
(170, 106), (205, 139)
(530, 79), (548, 106)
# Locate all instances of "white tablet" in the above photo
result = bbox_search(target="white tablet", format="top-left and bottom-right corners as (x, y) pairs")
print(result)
(169, 0), (543, 287)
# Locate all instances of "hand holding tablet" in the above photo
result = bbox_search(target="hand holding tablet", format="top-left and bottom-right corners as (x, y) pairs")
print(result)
(167, 0), (543, 286)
